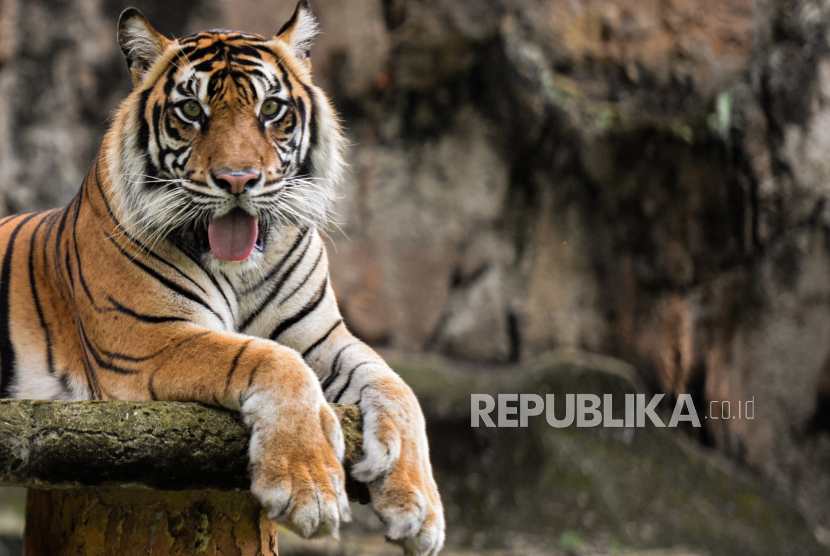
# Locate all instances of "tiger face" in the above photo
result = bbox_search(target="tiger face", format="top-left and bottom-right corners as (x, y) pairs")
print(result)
(107, 1), (344, 268)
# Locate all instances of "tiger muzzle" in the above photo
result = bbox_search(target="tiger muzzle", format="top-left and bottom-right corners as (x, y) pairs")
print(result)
(212, 169), (261, 195)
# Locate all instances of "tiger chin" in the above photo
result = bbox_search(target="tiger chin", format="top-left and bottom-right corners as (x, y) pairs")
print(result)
(0, 2), (444, 554)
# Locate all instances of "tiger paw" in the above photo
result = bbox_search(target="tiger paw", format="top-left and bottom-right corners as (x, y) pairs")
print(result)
(242, 369), (351, 538)
(354, 385), (446, 556)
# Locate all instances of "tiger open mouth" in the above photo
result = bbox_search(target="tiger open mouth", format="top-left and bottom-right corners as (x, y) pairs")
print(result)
(195, 208), (265, 262)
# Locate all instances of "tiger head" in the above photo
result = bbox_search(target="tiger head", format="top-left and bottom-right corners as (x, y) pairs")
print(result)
(104, 1), (344, 268)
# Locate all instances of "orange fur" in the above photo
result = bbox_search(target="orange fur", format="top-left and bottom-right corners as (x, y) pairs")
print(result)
(0, 3), (444, 553)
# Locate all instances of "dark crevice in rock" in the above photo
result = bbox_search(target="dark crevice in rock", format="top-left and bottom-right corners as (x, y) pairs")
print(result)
(381, 0), (407, 32)
(326, 49), (367, 123)
(449, 263), (488, 289)
(506, 311), (520, 363)
(808, 393), (830, 435)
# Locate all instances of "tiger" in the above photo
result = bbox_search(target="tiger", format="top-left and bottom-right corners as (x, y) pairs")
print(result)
(0, 2), (444, 554)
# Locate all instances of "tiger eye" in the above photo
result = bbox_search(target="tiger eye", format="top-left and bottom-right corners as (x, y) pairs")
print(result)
(182, 100), (202, 118)
(261, 99), (280, 117)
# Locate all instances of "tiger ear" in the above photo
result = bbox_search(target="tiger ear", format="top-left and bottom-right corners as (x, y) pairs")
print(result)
(117, 8), (171, 86)
(275, 0), (319, 60)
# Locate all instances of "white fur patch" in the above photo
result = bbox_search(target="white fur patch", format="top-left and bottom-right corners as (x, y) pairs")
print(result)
(330, 470), (352, 524)
(400, 520), (446, 556)
(325, 408), (347, 463)
(382, 488), (426, 540)
(13, 368), (64, 401)
(251, 482), (292, 522)
(119, 17), (166, 72)
(284, 5), (320, 59)
(351, 401), (401, 483)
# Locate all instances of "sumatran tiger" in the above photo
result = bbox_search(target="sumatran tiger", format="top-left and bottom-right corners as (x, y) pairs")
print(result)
(0, 2), (444, 554)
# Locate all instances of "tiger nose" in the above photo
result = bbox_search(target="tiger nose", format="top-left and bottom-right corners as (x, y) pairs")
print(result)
(213, 171), (261, 195)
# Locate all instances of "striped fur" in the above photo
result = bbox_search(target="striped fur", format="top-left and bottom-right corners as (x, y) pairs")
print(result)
(0, 3), (444, 554)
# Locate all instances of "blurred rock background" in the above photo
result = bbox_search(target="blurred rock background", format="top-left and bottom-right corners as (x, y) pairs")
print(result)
(0, 0), (829, 553)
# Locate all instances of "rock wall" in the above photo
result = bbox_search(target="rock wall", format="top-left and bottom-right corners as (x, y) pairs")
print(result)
(0, 0), (829, 542)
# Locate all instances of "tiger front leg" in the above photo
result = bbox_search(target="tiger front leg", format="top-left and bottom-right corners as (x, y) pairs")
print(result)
(323, 349), (445, 556)
(144, 329), (351, 538)
(241, 346), (352, 537)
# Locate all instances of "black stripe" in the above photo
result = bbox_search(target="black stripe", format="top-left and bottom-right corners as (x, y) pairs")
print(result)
(243, 227), (307, 294)
(281, 247), (323, 305)
(94, 162), (211, 299)
(163, 71), (177, 96)
(225, 340), (252, 395)
(294, 96), (310, 175)
(92, 160), (126, 237)
(77, 332), (103, 400)
(322, 342), (358, 391)
(151, 103), (163, 160)
(64, 249), (74, 290)
(70, 192), (97, 306)
(92, 161), (234, 324)
(246, 43), (278, 57)
(28, 217), (55, 374)
(41, 210), (63, 365)
(269, 275), (329, 341)
(0, 215), (21, 230)
(246, 362), (263, 390)
(41, 208), (61, 242)
(78, 322), (139, 375)
(175, 248), (235, 321)
(302, 319), (342, 359)
(234, 44), (264, 60)
(163, 117), (186, 147)
(0, 213), (39, 398)
(108, 237), (225, 324)
(106, 295), (187, 324)
(239, 233), (313, 330)
(96, 344), (164, 363)
(277, 63), (294, 94)
(41, 210), (62, 265)
(277, 1), (304, 37)
(56, 373), (73, 399)
(188, 40), (225, 61)
(333, 362), (370, 402)
(53, 199), (74, 282)
(297, 82), (319, 175)
(136, 89), (152, 171)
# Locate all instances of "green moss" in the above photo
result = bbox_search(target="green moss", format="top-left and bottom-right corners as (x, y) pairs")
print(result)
(0, 400), (363, 495)
(559, 530), (584, 549)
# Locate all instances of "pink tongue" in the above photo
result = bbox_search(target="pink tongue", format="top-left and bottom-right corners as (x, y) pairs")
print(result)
(208, 209), (258, 262)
